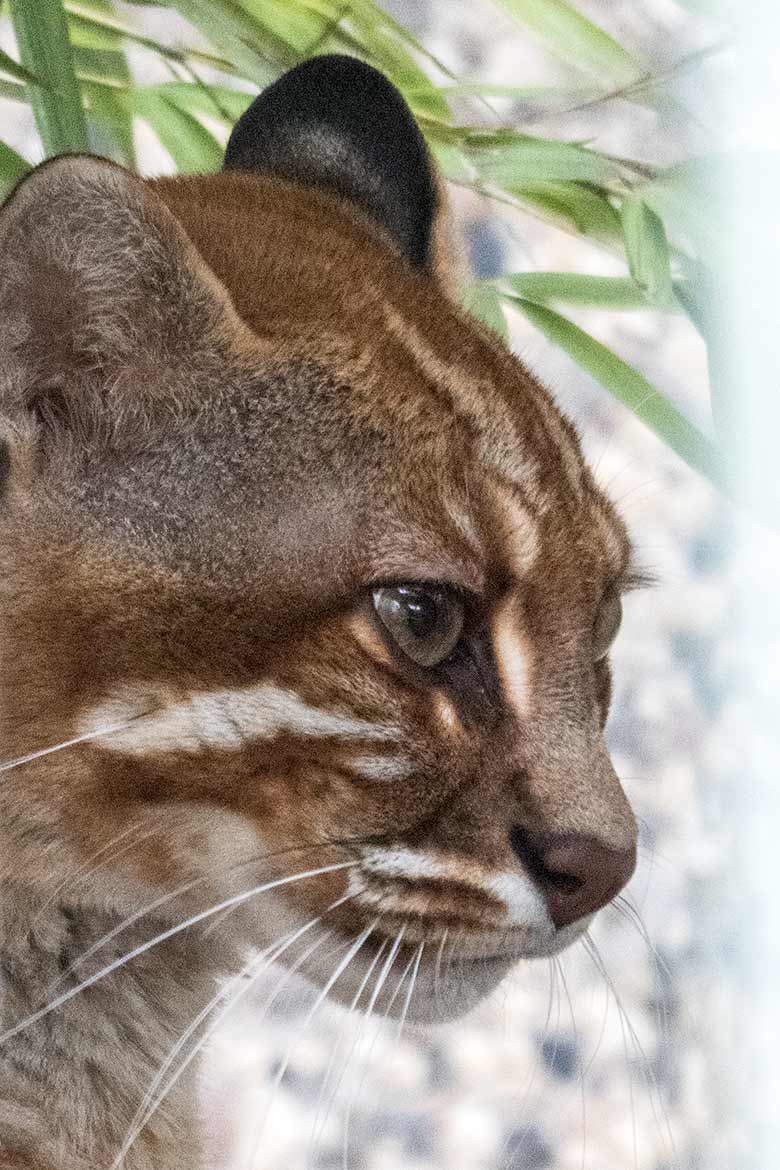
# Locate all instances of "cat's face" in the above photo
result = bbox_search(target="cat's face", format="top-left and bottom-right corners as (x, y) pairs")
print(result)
(0, 57), (637, 1022)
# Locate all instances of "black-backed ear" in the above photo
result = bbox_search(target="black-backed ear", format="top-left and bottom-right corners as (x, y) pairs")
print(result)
(224, 54), (438, 272)
(0, 156), (240, 459)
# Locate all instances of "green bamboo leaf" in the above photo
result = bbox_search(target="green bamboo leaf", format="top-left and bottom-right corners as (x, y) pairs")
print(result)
(65, 2), (238, 72)
(410, 82), (595, 103)
(0, 45), (43, 86)
(462, 283), (509, 340)
(70, 0), (134, 165)
(0, 77), (27, 102)
(512, 180), (622, 240)
(84, 84), (135, 165)
(510, 296), (724, 490)
(640, 157), (725, 256)
(72, 45), (128, 87)
(620, 194), (673, 303)
(674, 258), (734, 443)
(345, 2), (451, 121)
(0, 140), (31, 197)
(499, 271), (680, 311)
(9, 0), (90, 155)
(137, 81), (254, 125)
(239, 0), (340, 54)
(466, 133), (621, 187)
(164, 0), (295, 76)
(134, 90), (224, 173)
(494, 0), (641, 85)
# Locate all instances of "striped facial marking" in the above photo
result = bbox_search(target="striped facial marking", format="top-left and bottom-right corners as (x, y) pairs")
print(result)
(356, 845), (551, 931)
(79, 683), (400, 757)
(346, 613), (395, 668)
(347, 754), (414, 783)
(382, 303), (545, 496)
(591, 497), (631, 577)
(435, 693), (464, 736)
(495, 491), (541, 574)
(492, 595), (534, 722)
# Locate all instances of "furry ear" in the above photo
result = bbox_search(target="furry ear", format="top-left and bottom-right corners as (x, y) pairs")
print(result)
(0, 155), (238, 447)
(224, 54), (438, 272)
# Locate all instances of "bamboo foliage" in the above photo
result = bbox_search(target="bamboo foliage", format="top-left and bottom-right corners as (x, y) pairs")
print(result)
(0, 0), (728, 497)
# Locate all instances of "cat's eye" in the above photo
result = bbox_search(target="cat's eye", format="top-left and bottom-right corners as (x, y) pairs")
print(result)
(372, 584), (465, 669)
(592, 591), (622, 661)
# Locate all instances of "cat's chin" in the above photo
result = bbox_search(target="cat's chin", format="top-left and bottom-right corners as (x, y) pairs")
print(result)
(288, 916), (593, 1025)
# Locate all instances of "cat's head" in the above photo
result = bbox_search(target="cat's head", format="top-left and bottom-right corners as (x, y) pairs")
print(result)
(0, 56), (637, 1020)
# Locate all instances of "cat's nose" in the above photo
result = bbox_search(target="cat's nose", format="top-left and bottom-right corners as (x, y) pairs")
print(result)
(509, 825), (636, 929)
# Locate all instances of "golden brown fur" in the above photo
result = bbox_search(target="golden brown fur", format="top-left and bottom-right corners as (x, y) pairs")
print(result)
(0, 58), (637, 1169)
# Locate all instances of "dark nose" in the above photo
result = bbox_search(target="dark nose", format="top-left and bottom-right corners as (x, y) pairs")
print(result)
(509, 825), (636, 929)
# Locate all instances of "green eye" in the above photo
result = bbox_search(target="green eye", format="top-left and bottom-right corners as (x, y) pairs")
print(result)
(593, 592), (622, 661)
(372, 584), (464, 669)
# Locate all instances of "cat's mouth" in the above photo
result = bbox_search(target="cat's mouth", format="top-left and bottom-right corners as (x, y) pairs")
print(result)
(288, 913), (592, 1024)
(251, 846), (597, 1021)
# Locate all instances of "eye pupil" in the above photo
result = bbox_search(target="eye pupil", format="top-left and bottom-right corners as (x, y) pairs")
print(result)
(372, 584), (465, 669)
(405, 593), (438, 639)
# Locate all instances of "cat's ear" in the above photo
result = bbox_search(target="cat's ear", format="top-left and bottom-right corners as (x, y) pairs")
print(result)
(0, 155), (238, 466)
(224, 54), (440, 273)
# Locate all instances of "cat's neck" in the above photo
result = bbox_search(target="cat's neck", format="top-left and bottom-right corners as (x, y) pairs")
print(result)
(0, 893), (219, 1170)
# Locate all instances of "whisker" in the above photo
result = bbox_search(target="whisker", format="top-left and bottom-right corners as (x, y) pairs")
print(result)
(59, 838), (361, 983)
(611, 895), (681, 1112)
(432, 927), (449, 1019)
(342, 927), (407, 1170)
(306, 936), (390, 1168)
(0, 713), (154, 774)
(111, 895), (353, 1169)
(0, 860), (357, 1047)
(234, 931), (362, 1169)
(34, 822), (151, 924)
(394, 940), (424, 1044)
(579, 939), (612, 1078)
(615, 893), (677, 991)
(583, 935), (638, 1168)
(584, 934), (680, 1170)
(500, 956), (558, 1170)
(247, 919), (378, 1170)
(556, 955), (587, 1170)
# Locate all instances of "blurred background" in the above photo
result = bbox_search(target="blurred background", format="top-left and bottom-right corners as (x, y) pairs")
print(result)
(0, 1), (753, 1167)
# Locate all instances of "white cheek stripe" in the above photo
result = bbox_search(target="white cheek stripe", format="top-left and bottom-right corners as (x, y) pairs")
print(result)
(79, 684), (399, 756)
(360, 845), (551, 930)
(348, 755), (413, 782)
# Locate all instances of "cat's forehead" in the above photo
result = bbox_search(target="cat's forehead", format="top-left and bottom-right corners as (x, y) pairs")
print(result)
(290, 295), (630, 595)
(62, 315), (628, 609)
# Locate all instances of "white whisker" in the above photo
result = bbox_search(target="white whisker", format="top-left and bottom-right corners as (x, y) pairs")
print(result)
(432, 927), (449, 1020)
(60, 843), (347, 982)
(247, 919), (378, 1169)
(113, 896), (353, 1169)
(0, 860), (357, 1047)
(394, 940), (424, 1043)
(580, 938), (612, 1078)
(589, 930), (681, 1169)
(0, 721), (140, 774)
(556, 955), (586, 1170)
(342, 927), (407, 1170)
(34, 822), (149, 925)
(306, 936), (389, 1167)
(499, 957), (557, 1170)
